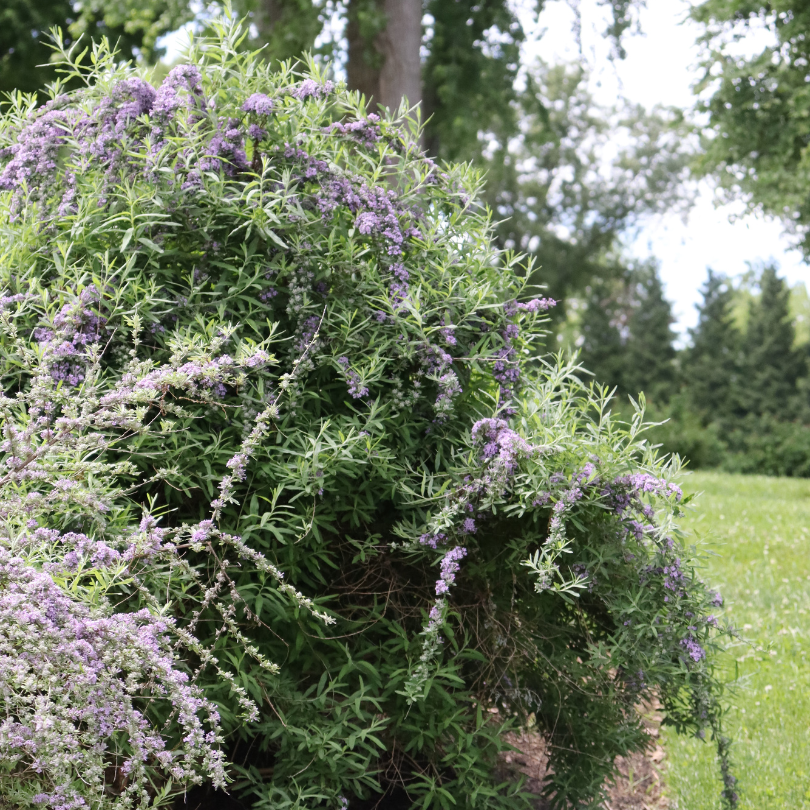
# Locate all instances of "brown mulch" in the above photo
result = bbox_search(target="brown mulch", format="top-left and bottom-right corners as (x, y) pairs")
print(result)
(497, 701), (670, 810)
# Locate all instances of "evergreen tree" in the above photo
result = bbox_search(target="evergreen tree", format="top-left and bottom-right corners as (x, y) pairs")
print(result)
(685, 269), (742, 424)
(743, 265), (807, 420)
(579, 259), (676, 404)
(578, 270), (627, 394)
(623, 261), (677, 404)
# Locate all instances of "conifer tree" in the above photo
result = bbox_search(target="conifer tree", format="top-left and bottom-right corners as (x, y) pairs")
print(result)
(743, 265), (806, 420)
(685, 269), (742, 424)
(578, 271), (627, 394)
(579, 260), (676, 404)
(623, 261), (677, 404)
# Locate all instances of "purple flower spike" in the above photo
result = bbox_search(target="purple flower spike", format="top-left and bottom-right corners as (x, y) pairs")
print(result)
(294, 79), (335, 100)
(435, 546), (467, 596)
(242, 93), (275, 115)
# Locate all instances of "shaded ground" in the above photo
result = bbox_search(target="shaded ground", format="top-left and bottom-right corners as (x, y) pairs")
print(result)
(499, 702), (669, 809)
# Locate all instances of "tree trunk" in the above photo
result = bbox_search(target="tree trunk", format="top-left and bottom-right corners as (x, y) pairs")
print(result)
(346, 0), (422, 113)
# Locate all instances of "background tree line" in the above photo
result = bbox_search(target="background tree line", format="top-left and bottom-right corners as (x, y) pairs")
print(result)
(577, 261), (810, 476)
(3, 0), (810, 476)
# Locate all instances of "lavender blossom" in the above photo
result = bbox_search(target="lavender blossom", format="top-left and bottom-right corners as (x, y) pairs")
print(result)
(294, 79), (335, 100)
(242, 93), (275, 115)
(435, 546), (467, 596)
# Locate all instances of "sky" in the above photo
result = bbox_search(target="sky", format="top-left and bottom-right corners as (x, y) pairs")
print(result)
(528, 0), (809, 335)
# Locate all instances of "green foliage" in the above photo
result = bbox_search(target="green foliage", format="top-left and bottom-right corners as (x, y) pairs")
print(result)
(691, 0), (810, 254)
(742, 265), (807, 420)
(641, 397), (728, 471)
(790, 281), (810, 345)
(685, 270), (743, 424)
(478, 61), (695, 320)
(0, 0), (191, 95)
(664, 471), (810, 810)
(231, 0), (332, 64)
(421, 0), (524, 160)
(229, 0), (649, 157)
(0, 0), (74, 94)
(578, 259), (678, 405)
(601, 265), (810, 479)
(0, 18), (733, 809)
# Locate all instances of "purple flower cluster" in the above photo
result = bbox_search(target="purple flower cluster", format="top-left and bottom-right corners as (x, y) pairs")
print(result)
(294, 79), (335, 100)
(388, 263), (410, 310)
(503, 297), (557, 316)
(75, 78), (156, 181)
(635, 473), (682, 500)
(435, 546), (467, 596)
(132, 355), (235, 399)
(337, 356), (369, 399)
(312, 173), (421, 256)
(0, 546), (225, 807)
(0, 293), (30, 311)
(419, 532), (447, 549)
(440, 317), (457, 346)
(151, 64), (204, 123)
(599, 472), (682, 539)
(471, 418), (537, 494)
(680, 635), (706, 663)
(517, 297), (556, 313)
(199, 118), (249, 176)
(242, 93), (275, 115)
(492, 326), (520, 407)
(641, 556), (688, 600)
(433, 371), (462, 420)
(190, 519), (215, 547)
(326, 114), (382, 145)
(0, 99), (76, 215)
(34, 286), (106, 386)
(487, 297), (557, 407)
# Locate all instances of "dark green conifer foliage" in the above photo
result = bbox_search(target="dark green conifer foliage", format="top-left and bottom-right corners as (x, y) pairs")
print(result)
(622, 261), (677, 404)
(685, 269), (742, 424)
(743, 265), (807, 420)
(578, 271), (628, 394)
(579, 260), (676, 404)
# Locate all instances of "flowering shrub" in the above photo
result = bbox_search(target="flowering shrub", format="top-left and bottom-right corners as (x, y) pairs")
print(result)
(0, 18), (735, 810)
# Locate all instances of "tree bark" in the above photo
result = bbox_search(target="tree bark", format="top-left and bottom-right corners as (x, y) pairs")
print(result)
(346, 0), (422, 113)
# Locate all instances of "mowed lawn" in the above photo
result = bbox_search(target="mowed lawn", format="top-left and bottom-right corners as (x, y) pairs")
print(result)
(663, 471), (810, 809)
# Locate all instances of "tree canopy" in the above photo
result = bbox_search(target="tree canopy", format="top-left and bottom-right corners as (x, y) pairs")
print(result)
(0, 0), (191, 94)
(692, 0), (810, 254)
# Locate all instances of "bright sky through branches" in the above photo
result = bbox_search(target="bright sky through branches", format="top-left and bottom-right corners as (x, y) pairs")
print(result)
(161, 1), (807, 336)
(527, 0), (807, 336)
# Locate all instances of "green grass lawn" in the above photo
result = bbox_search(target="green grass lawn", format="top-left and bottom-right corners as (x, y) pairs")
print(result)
(663, 471), (810, 809)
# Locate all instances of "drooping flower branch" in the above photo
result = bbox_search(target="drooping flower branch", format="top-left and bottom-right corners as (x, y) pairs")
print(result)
(0, 293), (329, 808)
